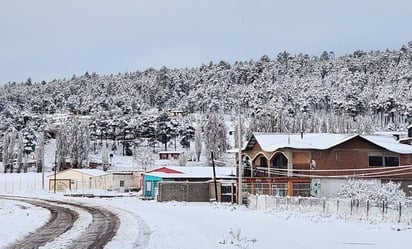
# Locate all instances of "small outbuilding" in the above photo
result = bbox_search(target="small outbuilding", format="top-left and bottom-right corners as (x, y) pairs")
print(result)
(158, 151), (185, 160)
(142, 166), (236, 201)
(90, 170), (143, 192)
(47, 168), (107, 192)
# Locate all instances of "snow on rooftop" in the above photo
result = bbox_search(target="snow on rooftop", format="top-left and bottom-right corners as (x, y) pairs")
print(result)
(146, 166), (236, 179)
(253, 133), (355, 152)
(362, 135), (412, 154)
(47, 168), (108, 177)
(252, 133), (412, 154)
(71, 168), (108, 177)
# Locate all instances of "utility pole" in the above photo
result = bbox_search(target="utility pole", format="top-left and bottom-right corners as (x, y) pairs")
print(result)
(41, 81), (46, 190)
(211, 152), (218, 202)
(53, 153), (57, 193)
(41, 128), (45, 190)
(237, 109), (243, 205)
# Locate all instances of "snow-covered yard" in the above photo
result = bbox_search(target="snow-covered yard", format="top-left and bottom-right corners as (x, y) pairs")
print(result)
(1, 190), (411, 249)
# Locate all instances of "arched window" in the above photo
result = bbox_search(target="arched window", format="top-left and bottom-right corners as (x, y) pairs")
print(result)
(271, 153), (288, 176)
(260, 157), (267, 167)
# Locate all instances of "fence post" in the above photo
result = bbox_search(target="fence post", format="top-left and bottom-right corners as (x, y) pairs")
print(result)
(366, 200), (370, 220)
(336, 198), (339, 215)
(286, 196), (289, 209)
(255, 195), (258, 210)
(382, 200), (385, 221)
(398, 201), (401, 223)
(350, 199), (353, 215)
(322, 197), (326, 213)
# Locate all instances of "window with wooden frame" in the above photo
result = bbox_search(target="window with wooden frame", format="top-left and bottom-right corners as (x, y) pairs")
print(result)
(368, 153), (399, 167)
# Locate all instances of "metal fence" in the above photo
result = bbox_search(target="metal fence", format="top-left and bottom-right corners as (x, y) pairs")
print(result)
(0, 173), (46, 194)
(248, 194), (412, 224)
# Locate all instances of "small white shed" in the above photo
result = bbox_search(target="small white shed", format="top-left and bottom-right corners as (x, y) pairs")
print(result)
(47, 168), (107, 192)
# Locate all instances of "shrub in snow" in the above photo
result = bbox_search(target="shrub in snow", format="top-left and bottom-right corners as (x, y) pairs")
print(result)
(338, 179), (406, 203)
(219, 227), (257, 249)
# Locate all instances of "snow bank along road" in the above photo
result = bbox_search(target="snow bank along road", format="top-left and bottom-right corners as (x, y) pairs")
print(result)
(0, 196), (120, 249)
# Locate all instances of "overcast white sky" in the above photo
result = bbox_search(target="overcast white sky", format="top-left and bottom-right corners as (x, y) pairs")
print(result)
(0, 0), (411, 84)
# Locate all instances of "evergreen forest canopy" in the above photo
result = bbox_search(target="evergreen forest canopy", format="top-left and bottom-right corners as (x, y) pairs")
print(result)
(1, 41), (412, 148)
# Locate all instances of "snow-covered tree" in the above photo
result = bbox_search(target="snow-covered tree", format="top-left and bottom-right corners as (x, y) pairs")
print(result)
(178, 152), (187, 166)
(202, 113), (227, 161)
(338, 179), (406, 203)
(2, 128), (15, 173)
(194, 126), (202, 161)
(16, 130), (24, 173)
(36, 130), (44, 173)
(133, 146), (154, 171)
(55, 127), (68, 171)
(102, 143), (109, 171)
(68, 119), (90, 168)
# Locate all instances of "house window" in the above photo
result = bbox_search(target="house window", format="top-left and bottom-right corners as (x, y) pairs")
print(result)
(120, 180), (125, 187)
(384, 156), (399, 167)
(272, 183), (288, 196)
(369, 156), (383, 166)
(271, 153), (288, 176)
(369, 155), (399, 167)
(260, 157), (268, 167)
(292, 183), (310, 197)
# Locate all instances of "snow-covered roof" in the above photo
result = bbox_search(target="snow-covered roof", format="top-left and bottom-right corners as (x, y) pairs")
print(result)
(70, 168), (108, 177)
(145, 166), (236, 179)
(47, 168), (108, 177)
(250, 133), (412, 154)
(252, 133), (355, 151)
(362, 135), (412, 154)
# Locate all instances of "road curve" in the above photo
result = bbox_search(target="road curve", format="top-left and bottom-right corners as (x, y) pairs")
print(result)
(1, 196), (78, 249)
(0, 196), (120, 249)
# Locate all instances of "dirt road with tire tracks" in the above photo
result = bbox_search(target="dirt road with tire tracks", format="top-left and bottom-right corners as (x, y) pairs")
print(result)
(0, 196), (120, 249)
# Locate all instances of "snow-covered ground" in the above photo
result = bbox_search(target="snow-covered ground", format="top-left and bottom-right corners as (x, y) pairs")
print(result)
(1, 187), (411, 249)
(1, 142), (411, 249)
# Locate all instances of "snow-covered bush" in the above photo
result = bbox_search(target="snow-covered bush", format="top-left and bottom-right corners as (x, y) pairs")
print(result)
(338, 179), (406, 203)
(219, 227), (257, 249)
